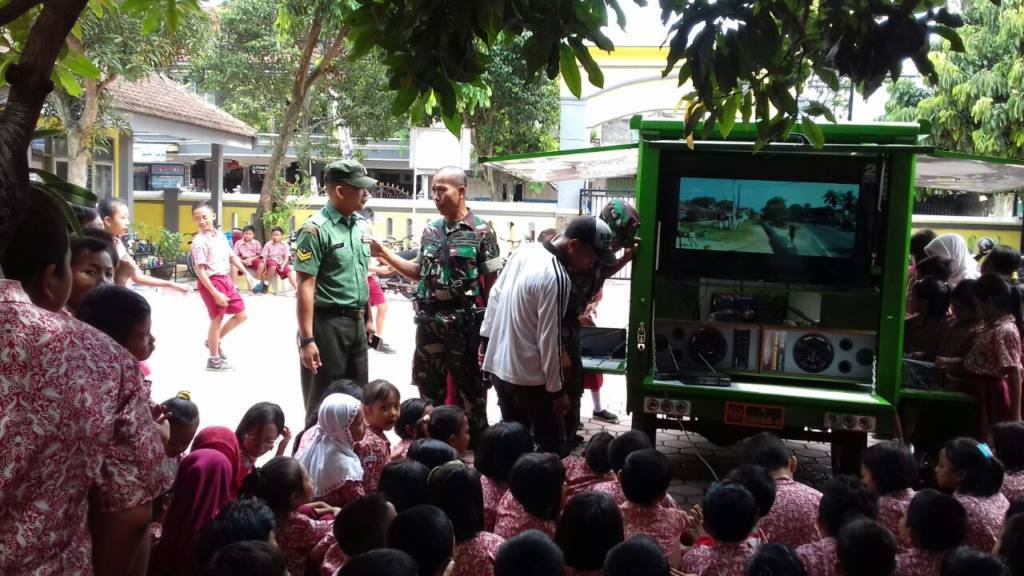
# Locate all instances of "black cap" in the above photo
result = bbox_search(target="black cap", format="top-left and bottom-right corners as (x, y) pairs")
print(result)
(564, 216), (617, 266)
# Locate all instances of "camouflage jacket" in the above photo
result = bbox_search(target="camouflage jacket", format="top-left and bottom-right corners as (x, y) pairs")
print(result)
(416, 210), (502, 306)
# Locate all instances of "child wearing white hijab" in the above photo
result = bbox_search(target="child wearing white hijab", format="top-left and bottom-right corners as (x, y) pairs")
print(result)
(297, 393), (367, 509)
(925, 234), (980, 288)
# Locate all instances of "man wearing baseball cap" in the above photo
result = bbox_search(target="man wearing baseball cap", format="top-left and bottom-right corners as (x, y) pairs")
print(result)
(480, 215), (613, 456)
(294, 159), (377, 425)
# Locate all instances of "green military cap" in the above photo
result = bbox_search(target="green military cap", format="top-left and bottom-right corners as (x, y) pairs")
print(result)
(324, 159), (377, 188)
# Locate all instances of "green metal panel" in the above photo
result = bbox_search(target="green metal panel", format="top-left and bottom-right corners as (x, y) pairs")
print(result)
(878, 153), (917, 405)
(630, 116), (929, 145)
(626, 140), (660, 416)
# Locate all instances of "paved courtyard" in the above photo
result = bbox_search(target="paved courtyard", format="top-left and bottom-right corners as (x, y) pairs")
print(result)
(144, 277), (834, 507)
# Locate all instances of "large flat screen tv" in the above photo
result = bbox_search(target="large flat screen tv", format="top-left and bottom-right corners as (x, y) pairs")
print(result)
(657, 150), (885, 286)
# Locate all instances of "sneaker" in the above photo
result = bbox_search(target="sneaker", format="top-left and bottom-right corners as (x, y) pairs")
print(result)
(592, 409), (620, 423)
(377, 341), (397, 355)
(204, 340), (228, 360)
(206, 357), (232, 371)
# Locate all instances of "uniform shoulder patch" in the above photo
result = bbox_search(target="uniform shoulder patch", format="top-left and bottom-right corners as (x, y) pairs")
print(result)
(296, 248), (314, 262)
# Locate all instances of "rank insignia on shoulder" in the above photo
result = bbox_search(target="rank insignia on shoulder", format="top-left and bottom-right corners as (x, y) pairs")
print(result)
(296, 248), (314, 262)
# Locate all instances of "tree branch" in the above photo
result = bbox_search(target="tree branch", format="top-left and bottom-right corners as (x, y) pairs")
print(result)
(0, 0), (42, 27)
(304, 26), (349, 92)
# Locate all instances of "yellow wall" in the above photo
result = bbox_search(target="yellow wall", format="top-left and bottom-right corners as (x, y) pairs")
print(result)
(133, 201), (165, 239)
(911, 223), (1021, 251)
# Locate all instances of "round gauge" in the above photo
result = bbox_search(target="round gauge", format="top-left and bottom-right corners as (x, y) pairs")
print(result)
(688, 327), (728, 367)
(839, 338), (854, 351)
(792, 334), (835, 373)
(838, 360), (852, 374)
(856, 348), (875, 367)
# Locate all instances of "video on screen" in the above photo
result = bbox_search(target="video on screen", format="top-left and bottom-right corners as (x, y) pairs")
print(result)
(676, 177), (858, 258)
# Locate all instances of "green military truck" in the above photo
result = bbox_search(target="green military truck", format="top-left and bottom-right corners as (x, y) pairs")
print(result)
(484, 116), (1024, 472)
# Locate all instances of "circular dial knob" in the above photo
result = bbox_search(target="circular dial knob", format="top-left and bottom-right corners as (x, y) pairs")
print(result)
(792, 334), (835, 373)
(688, 327), (728, 367)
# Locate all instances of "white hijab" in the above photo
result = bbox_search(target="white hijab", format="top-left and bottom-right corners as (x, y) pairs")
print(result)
(297, 393), (364, 497)
(925, 233), (979, 287)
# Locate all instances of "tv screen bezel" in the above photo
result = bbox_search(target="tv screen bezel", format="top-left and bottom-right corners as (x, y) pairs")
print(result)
(656, 149), (884, 287)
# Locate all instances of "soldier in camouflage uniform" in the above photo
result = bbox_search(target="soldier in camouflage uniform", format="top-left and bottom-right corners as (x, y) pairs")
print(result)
(561, 200), (641, 446)
(371, 167), (503, 447)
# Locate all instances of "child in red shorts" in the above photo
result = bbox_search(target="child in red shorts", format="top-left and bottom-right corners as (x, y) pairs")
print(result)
(233, 225), (264, 292)
(191, 201), (248, 371)
(260, 226), (297, 292)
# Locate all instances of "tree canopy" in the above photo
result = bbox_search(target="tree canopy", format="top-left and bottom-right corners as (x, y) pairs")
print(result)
(884, 0), (1024, 157)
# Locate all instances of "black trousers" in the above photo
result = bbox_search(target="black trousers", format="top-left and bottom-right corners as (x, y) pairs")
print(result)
(301, 309), (368, 427)
(491, 374), (568, 457)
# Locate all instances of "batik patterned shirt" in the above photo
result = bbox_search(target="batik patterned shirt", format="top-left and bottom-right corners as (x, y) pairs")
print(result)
(262, 240), (290, 266)
(354, 428), (391, 492)
(494, 491), (557, 539)
(682, 541), (755, 576)
(563, 456), (615, 498)
(759, 477), (823, 548)
(1002, 471), (1024, 503)
(0, 281), (167, 574)
(480, 475), (509, 533)
(895, 548), (946, 576)
(620, 501), (686, 561)
(277, 511), (333, 576)
(796, 537), (839, 576)
(453, 532), (504, 576)
(955, 492), (1010, 551)
(234, 238), (263, 261)
(964, 315), (1021, 377)
(878, 489), (915, 541)
(192, 229), (233, 276)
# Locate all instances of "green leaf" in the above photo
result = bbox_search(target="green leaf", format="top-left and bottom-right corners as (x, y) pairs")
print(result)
(31, 171), (98, 206)
(391, 87), (418, 116)
(815, 67), (840, 92)
(741, 90), (753, 124)
(441, 111), (462, 138)
(720, 93), (741, 138)
(559, 44), (582, 98)
(607, 0), (628, 29)
(54, 67), (83, 97)
(569, 39), (604, 88)
(932, 25), (966, 52)
(120, 0), (152, 11)
(804, 101), (837, 123)
(800, 116), (825, 149)
(62, 53), (101, 81)
(141, 6), (163, 35)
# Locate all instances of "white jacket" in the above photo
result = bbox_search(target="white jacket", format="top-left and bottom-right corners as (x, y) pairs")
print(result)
(481, 242), (571, 393)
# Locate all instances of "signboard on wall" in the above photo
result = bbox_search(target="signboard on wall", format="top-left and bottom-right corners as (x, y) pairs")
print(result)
(409, 127), (472, 171)
(135, 143), (168, 163)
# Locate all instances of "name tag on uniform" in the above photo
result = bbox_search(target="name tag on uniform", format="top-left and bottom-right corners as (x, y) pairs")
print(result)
(361, 234), (372, 244)
(331, 242), (346, 250)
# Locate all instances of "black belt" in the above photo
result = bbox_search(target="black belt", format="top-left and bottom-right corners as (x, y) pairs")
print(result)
(315, 305), (365, 319)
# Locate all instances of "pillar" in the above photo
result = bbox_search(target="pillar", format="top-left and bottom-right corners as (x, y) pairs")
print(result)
(210, 143), (224, 220)
(559, 96), (588, 212)
(117, 131), (134, 218)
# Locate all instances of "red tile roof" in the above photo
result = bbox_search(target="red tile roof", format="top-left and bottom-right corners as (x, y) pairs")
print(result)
(108, 74), (257, 139)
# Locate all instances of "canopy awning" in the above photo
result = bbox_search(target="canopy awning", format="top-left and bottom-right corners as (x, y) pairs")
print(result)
(482, 145), (1024, 194)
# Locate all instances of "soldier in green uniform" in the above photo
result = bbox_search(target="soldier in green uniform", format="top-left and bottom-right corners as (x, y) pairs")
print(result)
(295, 159), (377, 426)
(562, 200), (641, 447)
(372, 166), (503, 446)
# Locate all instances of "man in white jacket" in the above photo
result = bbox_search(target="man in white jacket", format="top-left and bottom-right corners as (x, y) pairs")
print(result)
(480, 216), (617, 456)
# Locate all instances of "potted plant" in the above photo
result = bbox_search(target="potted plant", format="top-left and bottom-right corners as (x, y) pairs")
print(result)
(150, 228), (184, 280)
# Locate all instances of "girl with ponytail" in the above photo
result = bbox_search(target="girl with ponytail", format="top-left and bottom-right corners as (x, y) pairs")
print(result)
(240, 456), (339, 576)
(935, 437), (1009, 551)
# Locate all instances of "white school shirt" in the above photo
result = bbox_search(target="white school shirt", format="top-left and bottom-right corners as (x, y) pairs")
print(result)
(480, 242), (571, 393)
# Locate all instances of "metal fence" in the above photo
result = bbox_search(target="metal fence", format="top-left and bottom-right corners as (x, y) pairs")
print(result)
(580, 188), (636, 280)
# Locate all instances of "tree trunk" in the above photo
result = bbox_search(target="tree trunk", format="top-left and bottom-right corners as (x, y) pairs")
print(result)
(0, 0), (90, 260)
(64, 78), (102, 187)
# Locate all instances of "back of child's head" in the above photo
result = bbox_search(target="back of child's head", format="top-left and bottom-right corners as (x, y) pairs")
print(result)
(702, 482), (758, 543)
(941, 547), (1010, 576)
(196, 498), (276, 565)
(162, 391), (200, 456)
(364, 379), (400, 407)
(426, 461), (484, 543)
(427, 405), (464, 442)
(984, 245), (1022, 278)
(379, 458), (430, 513)
(973, 273), (1022, 325)
(235, 402), (285, 447)
(396, 398), (433, 440)
(993, 422), (1024, 473)
(407, 438), (458, 470)
(475, 421), (533, 483)
(818, 475), (878, 537)
(914, 276), (952, 317)
(905, 488), (967, 552)
(608, 430), (653, 472)
(200, 541), (286, 576)
(745, 542), (808, 576)
(509, 453), (565, 521)
(584, 431), (614, 474)
(916, 255), (953, 282)
(75, 284), (151, 346)
(387, 504), (454, 576)
(861, 441), (918, 495)
(999, 512), (1024, 576)
(604, 535), (669, 576)
(494, 530), (565, 576)
(910, 229), (938, 264)
(239, 456), (306, 516)
(951, 278), (978, 315)
(620, 449), (671, 506)
(72, 204), (101, 229)
(744, 432), (792, 472)
(322, 379), (363, 404)
(836, 518), (897, 576)
(339, 549), (419, 576)
(334, 492), (395, 556)
(724, 464), (777, 519)
(555, 491), (624, 572)
(942, 437), (1005, 497)
(2, 190), (70, 310)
